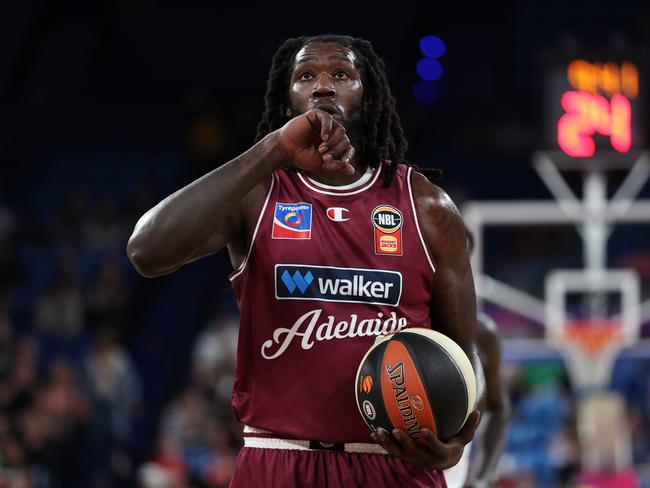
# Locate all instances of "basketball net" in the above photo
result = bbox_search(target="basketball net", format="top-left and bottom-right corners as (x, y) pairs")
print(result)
(554, 319), (624, 390)
(464, 151), (648, 473)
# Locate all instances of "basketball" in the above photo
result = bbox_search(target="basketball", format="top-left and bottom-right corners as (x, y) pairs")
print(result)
(355, 328), (477, 443)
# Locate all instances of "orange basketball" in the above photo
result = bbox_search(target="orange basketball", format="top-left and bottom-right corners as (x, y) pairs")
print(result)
(355, 328), (476, 442)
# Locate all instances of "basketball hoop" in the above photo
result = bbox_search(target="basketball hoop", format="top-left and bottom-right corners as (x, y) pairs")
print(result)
(562, 320), (622, 357)
(553, 319), (629, 390)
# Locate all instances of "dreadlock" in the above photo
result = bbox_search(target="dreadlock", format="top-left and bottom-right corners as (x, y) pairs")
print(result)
(255, 34), (417, 188)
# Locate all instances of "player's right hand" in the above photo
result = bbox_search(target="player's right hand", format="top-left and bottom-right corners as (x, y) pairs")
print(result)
(371, 410), (481, 470)
(273, 109), (355, 175)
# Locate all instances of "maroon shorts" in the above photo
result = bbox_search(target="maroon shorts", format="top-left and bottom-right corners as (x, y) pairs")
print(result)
(229, 446), (447, 487)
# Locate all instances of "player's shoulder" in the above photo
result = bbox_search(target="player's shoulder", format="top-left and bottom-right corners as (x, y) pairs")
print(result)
(240, 174), (273, 232)
(410, 169), (461, 217)
(410, 168), (465, 244)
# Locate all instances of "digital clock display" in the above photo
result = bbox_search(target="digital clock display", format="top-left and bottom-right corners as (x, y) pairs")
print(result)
(548, 58), (643, 157)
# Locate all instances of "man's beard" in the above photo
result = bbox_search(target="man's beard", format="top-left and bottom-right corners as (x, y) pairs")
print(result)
(341, 117), (364, 164)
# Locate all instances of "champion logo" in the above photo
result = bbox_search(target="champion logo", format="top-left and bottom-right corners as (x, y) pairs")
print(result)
(326, 207), (350, 222)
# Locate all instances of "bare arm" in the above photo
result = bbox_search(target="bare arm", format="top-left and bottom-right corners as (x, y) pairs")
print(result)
(126, 135), (281, 277)
(127, 109), (354, 278)
(465, 318), (510, 488)
(372, 172), (483, 469)
(415, 175), (483, 400)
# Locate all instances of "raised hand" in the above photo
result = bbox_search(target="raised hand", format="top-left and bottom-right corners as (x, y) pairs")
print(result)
(274, 109), (355, 175)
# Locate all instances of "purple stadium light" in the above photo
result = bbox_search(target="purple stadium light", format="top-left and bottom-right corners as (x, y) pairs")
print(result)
(419, 36), (447, 59)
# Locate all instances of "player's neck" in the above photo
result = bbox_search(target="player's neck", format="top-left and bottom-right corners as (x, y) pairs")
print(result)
(306, 161), (369, 187)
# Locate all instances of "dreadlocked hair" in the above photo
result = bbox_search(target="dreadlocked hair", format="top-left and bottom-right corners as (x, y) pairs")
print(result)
(255, 34), (411, 187)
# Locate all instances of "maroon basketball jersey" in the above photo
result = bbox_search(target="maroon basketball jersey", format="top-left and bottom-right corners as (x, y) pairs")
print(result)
(229, 162), (436, 443)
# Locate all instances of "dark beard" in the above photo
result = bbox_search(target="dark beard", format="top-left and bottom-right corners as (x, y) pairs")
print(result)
(341, 118), (366, 169)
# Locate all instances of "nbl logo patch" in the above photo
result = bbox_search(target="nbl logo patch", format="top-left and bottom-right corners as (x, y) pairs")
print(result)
(275, 264), (402, 306)
(371, 205), (403, 256)
(272, 202), (312, 239)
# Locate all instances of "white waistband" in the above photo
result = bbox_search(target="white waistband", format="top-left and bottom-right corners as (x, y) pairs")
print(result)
(242, 426), (387, 454)
(243, 436), (388, 454)
(243, 425), (271, 434)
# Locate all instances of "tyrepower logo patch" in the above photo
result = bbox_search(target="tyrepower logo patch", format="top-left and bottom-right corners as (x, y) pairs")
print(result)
(272, 202), (312, 239)
(275, 264), (402, 306)
(371, 205), (403, 256)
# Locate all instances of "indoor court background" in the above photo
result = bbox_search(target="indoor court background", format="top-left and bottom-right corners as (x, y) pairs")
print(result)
(1, 1), (649, 487)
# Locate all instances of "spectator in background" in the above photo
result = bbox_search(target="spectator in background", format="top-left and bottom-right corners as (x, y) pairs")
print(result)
(464, 314), (511, 488)
(17, 359), (86, 486)
(0, 340), (89, 486)
(200, 429), (237, 488)
(53, 184), (90, 249)
(84, 325), (142, 486)
(444, 230), (510, 488)
(0, 321), (13, 383)
(3, 338), (39, 414)
(35, 254), (85, 338)
(191, 310), (238, 405)
(82, 197), (127, 253)
(157, 385), (237, 487)
(86, 254), (131, 327)
(160, 388), (213, 450)
(145, 433), (188, 487)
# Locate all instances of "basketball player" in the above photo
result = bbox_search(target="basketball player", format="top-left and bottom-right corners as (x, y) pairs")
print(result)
(444, 312), (510, 488)
(444, 231), (510, 487)
(128, 35), (483, 487)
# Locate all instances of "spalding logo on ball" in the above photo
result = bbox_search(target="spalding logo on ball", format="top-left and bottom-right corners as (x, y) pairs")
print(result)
(355, 328), (477, 443)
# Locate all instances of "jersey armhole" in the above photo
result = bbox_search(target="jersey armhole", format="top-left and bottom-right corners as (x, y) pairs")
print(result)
(407, 166), (436, 275)
(229, 174), (275, 283)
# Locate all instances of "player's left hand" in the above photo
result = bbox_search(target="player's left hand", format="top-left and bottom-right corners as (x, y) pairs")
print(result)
(371, 410), (481, 470)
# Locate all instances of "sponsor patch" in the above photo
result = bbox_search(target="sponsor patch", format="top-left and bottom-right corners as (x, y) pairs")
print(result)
(372, 205), (403, 256)
(326, 207), (350, 222)
(272, 202), (312, 239)
(275, 264), (402, 306)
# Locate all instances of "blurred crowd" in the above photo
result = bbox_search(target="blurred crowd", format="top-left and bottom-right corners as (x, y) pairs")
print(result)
(0, 179), (146, 487)
(0, 162), (243, 487)
(137, 312), (241, 488)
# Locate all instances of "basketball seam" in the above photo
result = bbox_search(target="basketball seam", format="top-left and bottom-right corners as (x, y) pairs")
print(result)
(400, 329), (476, 429)
(393, 334), (441, 436)
(355, 339), (392, 433)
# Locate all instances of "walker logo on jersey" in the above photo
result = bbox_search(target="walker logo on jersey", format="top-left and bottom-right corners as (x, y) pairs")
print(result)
(275, 264), (402, 306)
(280, 270), (314, 294)
(371, 205), (403, 256)
(326, 207), (350, 222)
(272, 202), (312, 239)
